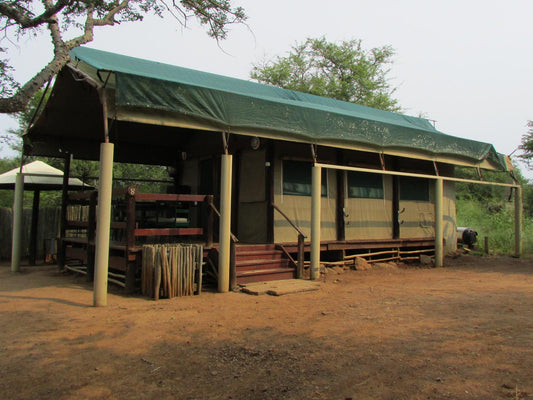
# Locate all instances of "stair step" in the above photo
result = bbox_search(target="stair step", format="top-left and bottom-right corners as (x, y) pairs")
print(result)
(236, 258), (289, 270)
(235, 244), (276, 252)
(236, 250), (284, 261)
(237, 268), (296, 284)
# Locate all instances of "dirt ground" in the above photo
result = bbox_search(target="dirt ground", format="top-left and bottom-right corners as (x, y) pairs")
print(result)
(1, 255), (532, 400)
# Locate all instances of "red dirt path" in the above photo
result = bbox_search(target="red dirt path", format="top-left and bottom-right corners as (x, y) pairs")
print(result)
(1, 255), (532, 399)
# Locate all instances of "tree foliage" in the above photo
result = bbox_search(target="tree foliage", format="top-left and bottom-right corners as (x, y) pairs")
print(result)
(518, 120), (533, 168)
(251, 37), (399, 111)
(0, 0), (246, 114)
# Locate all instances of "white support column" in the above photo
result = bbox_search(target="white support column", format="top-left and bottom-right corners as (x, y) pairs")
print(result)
(93, 142), (114, 307)
(434, 177), (444, 267)
(218, 154), (232, 293)
(11, 173), (24, 273)
(310, 165), (321, 280)
(514, 185), (522, 258)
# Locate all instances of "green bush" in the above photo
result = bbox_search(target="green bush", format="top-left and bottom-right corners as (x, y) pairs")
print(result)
(456, 199), (533, 255)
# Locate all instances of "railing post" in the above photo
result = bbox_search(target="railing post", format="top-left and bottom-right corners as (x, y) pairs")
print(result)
(125, 187), (137, 293)
(205, 195), (214, 248)
(125, 187), (136, 248)
(297, 233), (305, 279)
(230, 239), (236, 290)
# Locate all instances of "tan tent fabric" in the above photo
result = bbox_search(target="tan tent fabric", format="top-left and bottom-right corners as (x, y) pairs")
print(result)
(345, 175), (393, 240)
(274, 162), (337, 243)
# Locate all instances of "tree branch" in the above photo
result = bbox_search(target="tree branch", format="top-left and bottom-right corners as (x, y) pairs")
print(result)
(0, 0), (73, 29)
(92, 0), (130, 27)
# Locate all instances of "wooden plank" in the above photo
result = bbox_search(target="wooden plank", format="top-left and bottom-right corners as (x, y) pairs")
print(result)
(68, 191), (96, 201)
(134, 227), (203, 237)
(66, 220), (89, 228)
(135, 193), (206, 202)
(109, 255), (127, 271)
(110, 221), (127, 230)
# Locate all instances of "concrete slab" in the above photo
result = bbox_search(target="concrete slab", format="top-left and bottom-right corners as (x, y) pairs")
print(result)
(240, 279), (321, 296)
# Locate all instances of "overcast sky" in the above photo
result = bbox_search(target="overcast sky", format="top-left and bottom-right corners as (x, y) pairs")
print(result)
(2, 0), (532, 176)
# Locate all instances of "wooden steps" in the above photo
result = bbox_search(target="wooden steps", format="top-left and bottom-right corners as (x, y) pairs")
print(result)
(235, 244), (295, 284)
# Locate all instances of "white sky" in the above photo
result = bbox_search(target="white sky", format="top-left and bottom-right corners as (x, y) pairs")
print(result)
(1, 0), (532, 176)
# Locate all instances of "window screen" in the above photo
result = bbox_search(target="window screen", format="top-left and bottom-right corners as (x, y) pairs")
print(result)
(400, 177), (429, 201)
(283, 160), (327, 196)
(347, 171), (384, 199)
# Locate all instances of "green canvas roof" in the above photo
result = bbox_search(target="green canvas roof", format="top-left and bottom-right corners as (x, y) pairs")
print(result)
(59, 47), (506, 170)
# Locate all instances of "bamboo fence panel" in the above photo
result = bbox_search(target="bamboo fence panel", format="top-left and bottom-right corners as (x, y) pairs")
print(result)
(142, 243), (203, 300)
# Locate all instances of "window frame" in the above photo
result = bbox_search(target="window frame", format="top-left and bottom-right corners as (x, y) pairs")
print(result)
(399, 176), (430, 202)
(346, 170), (384, 199)
(282, 160), (328, 197)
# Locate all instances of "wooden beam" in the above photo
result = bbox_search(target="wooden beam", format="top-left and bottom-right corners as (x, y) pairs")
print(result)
(28, 189), (40, 265)
(134, 228), (204, 236)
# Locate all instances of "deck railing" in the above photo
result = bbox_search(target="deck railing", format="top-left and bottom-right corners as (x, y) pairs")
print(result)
(272, 203), (306, 279)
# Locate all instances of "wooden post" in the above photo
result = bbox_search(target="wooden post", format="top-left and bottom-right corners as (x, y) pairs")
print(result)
(266, 140), (275, 243)
(11, 173), (24, 273)
(392, 175), (400, 239)
(86, 191), (97, 281)
(58, 154), (71, 270)
(336, 169), (345, 241)
(125, 187), (136, 248)
(125, 187), (137, 293)
(484, 236), (489, 255)
(205, 195), (214, 248)
(28, 189), (40, 265)
(93, 142), (114, 307)
(218, 154), (232, 293)
(297, 233), (305, 279)
(229, 239), (236, 290)
(310, 165), (321, 280)
(514, 185), (522, 258)
(434, 178), (444, 267)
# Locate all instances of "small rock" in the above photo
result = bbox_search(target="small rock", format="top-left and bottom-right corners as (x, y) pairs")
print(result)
(354, 257), (371, 271)
(332, 266), (344, 274)
(420, 254), (434, 265)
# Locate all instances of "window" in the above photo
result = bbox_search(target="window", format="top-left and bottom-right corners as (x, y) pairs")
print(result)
(400, 177), (429, 201)
(347, 171), (384, 199)
(283, 160), (327, 196)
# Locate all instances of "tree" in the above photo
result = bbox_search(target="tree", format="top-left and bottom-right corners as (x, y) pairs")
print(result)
(0, 0), (246, 114)
(518, 120), (533, 168)
(251, 37), (399, 111)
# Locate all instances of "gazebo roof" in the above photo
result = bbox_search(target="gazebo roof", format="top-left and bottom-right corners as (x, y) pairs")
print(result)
(0, 160), (90, 191)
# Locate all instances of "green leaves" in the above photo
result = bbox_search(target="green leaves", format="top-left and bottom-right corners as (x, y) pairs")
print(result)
(0, 0), (247, 113)
(251, 37), (399, 112)
(518, 120), (533, 168)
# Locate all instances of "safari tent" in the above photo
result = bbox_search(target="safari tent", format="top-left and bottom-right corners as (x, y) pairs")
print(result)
(20, 47), (520, 303)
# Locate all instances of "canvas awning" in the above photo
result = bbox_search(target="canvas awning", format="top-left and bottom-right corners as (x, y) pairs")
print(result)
(25, 47), (510, 171)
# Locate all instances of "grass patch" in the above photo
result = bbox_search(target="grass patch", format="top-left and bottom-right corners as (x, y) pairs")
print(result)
(456, 199), (533, 255)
